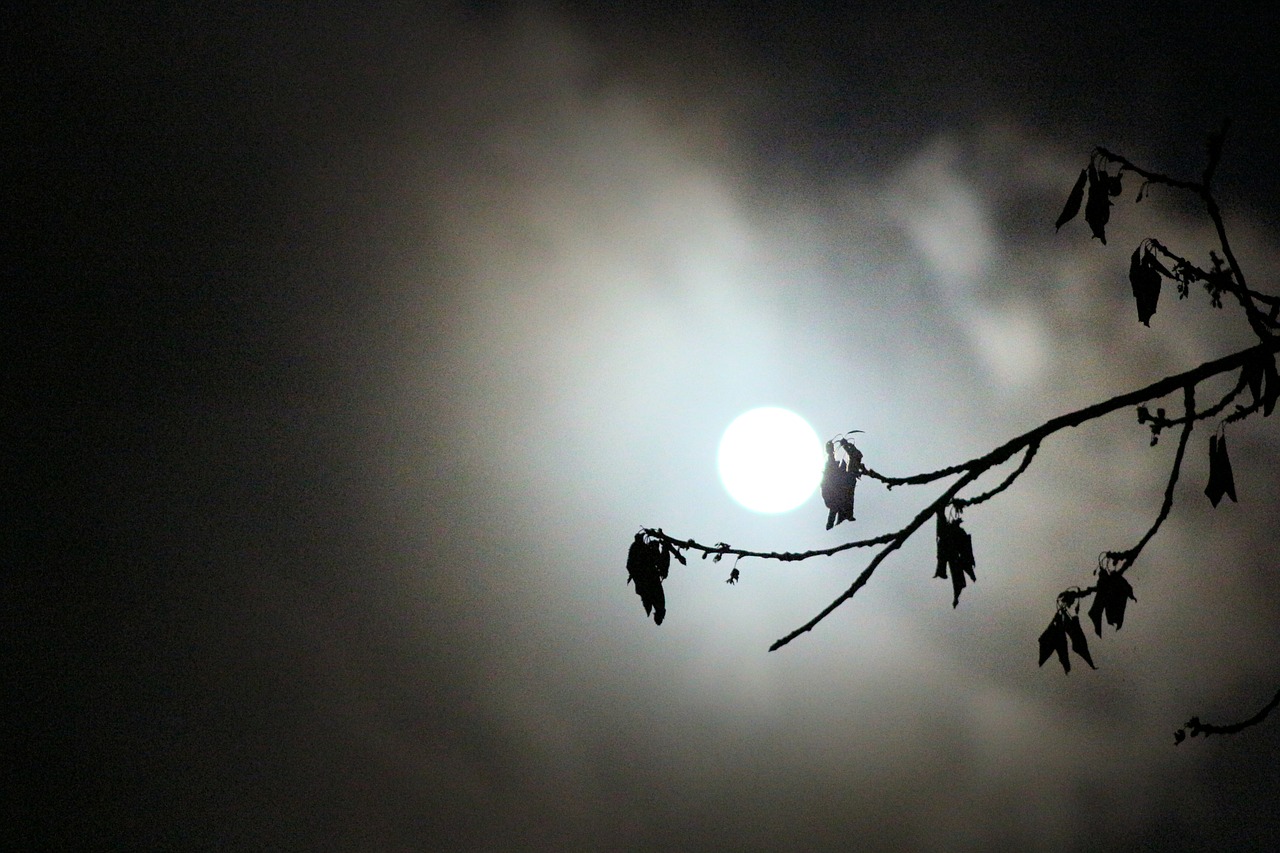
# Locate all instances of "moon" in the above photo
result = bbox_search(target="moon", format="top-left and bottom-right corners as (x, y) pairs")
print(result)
(717, 407), (824, 513)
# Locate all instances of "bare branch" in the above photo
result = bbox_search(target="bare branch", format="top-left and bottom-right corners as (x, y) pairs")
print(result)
(627, 133), (1280, 742)
(644, 529), (898, 564)
(644, 339), (1279, 653)
(861, 460), (968, 488)
(1177, 688), (1280, 744)
(1095, 147), (1204, 194)
(768, 466), (984, 651)
(954, 441), (1039, 510)
(1108, 385), (1196, 575)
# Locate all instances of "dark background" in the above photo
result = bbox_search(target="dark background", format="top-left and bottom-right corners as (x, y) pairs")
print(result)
(12, 3), (1280, 849)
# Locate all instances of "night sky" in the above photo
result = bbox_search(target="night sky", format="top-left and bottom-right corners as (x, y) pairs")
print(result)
(14, 3), (1280, 849)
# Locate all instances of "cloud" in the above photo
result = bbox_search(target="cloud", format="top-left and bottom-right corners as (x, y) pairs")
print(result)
(33, 4), (1280, 850)
(367, 11), (1280, 844)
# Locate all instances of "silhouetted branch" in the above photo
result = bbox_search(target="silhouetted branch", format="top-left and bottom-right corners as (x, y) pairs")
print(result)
(1141, 374), (1245, 433)
(1099, 127), (1274, 342)
(954, 441), (1039, 510)
(1108, 385), (1195, 575)
(769, 466), (984, 651)
(628, 130), (1280, 741)
(860, 460), (968, 488)
(1176, 687), (1280, 744)
(644, 529), (898, 564)
(646, 338), (1280, 652)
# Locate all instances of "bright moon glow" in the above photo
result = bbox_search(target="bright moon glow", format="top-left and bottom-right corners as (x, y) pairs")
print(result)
(718, 407), (824, 513)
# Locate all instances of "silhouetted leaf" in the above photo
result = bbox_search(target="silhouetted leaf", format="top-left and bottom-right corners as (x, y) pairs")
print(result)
(1106, 172), (1124, 197)
(1088, 568), (1136, 635)
(626, 532), (666, 625)
(1129, 246), (1161, 325)
(1055, 168), (1087, 230)
(934, 510), (948, 579)
(1084, 164), (1112, 244)
(1038, 612), (1071, 673)
(726, 568), (739, 584)
(935, 512), (977, 607)
(1262, 352), (1280, 416)
(666, 541), (687, 565)
(1063, 612), (1096, 669)
(1241, 357), (1264, 407)
(1205, 433), (1237, 507)
(821, 439), (859, 529)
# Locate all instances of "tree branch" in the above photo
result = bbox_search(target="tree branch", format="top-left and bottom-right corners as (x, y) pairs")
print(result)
(1176, 687), (1280, 744)
(1109, 385), (1195, 574)
(629, 134), (1280, 742)
(768, 466), (984, 651)
(954, 441), (1039, 510)
(647, 338), (1279, 652)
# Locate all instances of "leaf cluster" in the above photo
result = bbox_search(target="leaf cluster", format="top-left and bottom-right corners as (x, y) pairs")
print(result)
(1204, 432), (1237, 507)
(1038, 608), (1095, 674)
(934, 509), (976, 608)
(625, 529), (685, 625)
(821, 434), (863, 530)
(1056, 159), (1123, 243)
(1087, 567), (1136, 636)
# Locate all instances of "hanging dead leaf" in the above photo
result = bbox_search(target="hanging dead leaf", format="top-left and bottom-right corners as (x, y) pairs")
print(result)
(1084, 163), (1112, 244)
(1129, 246), (1162, 325)
(1038, 612), (1070, 673)
(1055, 168), (1088, 231)
(934, 512), (977, 607)
(1205, 433), (1238, 507)
(1088, 568), (1136, 635)
(821, 439), (858, 529)
(625, 532), (667, 625)
(1062, 612), (1096, 669)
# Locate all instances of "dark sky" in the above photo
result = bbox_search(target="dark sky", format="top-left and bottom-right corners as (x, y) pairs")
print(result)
(14, 3), (1280, 849)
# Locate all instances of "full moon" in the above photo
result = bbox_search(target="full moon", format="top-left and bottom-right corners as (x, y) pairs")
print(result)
(717, 407), (824, 513)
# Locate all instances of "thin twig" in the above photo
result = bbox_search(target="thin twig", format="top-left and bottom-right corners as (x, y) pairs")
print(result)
(1110, 385), (1196, 574)
(769, 466), (984, 651)
(1178, 688), (1280, 743)
(645, 530), (898, 563)
(955, 441), (1040, 509)
(646, 340), (1279, 653)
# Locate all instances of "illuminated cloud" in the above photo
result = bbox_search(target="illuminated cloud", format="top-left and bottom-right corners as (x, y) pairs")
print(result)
(28, 4), (1280, 850)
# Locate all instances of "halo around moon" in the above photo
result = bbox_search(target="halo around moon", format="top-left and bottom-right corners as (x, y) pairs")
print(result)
(717, 407), (823, 513)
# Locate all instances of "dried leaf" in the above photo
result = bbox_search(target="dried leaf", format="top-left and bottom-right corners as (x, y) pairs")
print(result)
(1129, 247), (1161, 325)
(1084, 164), (1112, 244)
(625, 533), (667, 625)
(1263, 353), (1280, 417)
(821, 439), (858, 529)
(1055, 168), (1088, 231)
(935, 513), (977, 607)
(1088, 568), (1136, 635)
(1038, 612), (1071, 673)
(934, 509), (949, 579)
(1241, 357), (1264, 408)
(1063, 612), (1096, 669)
(1205, 433), (1238, 507)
